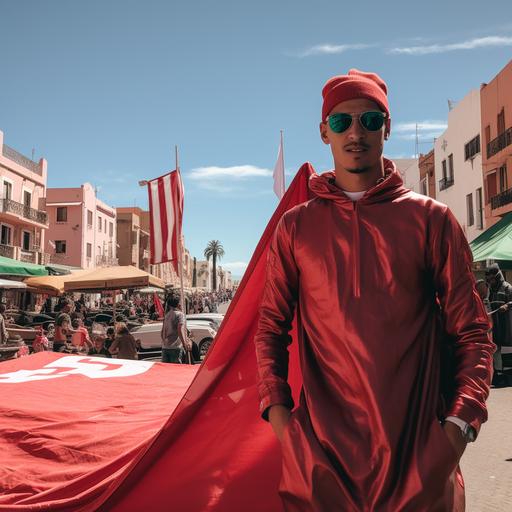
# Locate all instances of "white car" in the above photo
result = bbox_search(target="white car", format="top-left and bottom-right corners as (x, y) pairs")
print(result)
(131, 320), (217, 360)
(186, 313), (224, 331)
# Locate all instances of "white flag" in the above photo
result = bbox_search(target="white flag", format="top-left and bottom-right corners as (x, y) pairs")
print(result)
(273, 134), (285, 200)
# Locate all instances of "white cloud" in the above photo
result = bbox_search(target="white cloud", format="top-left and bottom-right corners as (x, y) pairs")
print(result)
(389, 36), (512, 55)
(188, 165), (272, 180)
(393, 121), (447, 132)
(296, 43), (374, 58)
(221, 261), (248, 274)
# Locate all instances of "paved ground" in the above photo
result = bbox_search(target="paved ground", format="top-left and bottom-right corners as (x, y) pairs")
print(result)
(462, 387), (512, 511)
(217, 301), (230, 314)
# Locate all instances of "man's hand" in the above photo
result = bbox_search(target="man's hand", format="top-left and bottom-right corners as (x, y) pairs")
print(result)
(183, 337), (193, 352)
(443, 421), (467, 461)
(268, 405), (291, 443)
(499, 304), (509, 312)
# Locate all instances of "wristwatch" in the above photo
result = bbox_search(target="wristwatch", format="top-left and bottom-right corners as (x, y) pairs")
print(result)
(461, 423), (476, 443)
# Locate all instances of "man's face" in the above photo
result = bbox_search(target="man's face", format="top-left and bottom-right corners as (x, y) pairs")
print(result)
(319, 98), (389, 174)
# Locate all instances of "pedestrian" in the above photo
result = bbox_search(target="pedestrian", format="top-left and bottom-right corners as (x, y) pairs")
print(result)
(105, 326), (116, 351)
(109, 322), (138, 360)
(485, 263), (512, 387)
(88, 335), (112, 358)
(161, 293), (191, 363)
(254, 69), (494, 511)
(53, 313), (72, 352)
(0, 304), (9, 345)
(71, 318), (93, 352)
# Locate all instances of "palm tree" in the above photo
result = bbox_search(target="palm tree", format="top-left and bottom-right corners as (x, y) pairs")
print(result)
(204, 240), (225, 291)
(192, 257), (197, 288)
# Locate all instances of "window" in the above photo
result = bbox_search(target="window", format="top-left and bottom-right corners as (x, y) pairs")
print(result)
(499, 164), (508, 193)
(23, 190), (32, 208)
(498, 108), (505, 135)
(486, 172), (497, 204)
(464, 135), (481, 161)
(97, 245), (101, 256)
(476, 188), (483, 229)
(22, 231), (31, 251)
(87, 210), (93, 227)
(442, 159), (447, 180)
(3, 181), (12, 200)
(56, 207), (67, 222)
(109, 222), (113, 237)
(1, 225), (12, 245)
(55, 240), (66, 254)
(448, 154), (454, 180)
(420, 177), (428, 196)
(466, 194), (474, 226)
(86, 243), (92, 258)
(485, 125), (491, 146)
(98, 216), (102, 232)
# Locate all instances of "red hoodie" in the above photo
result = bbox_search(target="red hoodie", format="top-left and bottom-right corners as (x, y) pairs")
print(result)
(255, 159), (494, 511)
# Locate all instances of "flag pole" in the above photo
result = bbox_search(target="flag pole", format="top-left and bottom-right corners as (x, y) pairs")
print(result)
(173, 145), (191, 363)
(280, 129), (285, 192)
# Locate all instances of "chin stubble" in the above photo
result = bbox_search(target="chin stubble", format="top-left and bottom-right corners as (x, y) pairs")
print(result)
(346, 167), (371, 174)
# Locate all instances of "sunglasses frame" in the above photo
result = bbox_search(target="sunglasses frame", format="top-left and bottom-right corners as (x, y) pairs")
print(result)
(326, 111), (389, 134)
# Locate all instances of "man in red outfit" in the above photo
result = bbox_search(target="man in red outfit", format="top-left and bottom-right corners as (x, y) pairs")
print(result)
(255, 69), (494, 511)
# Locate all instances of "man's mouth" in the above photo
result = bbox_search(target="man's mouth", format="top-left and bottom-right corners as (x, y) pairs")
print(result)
(345, 146), (369, 153)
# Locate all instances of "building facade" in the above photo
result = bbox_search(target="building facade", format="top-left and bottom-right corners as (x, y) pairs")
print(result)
(0, 130), (49, 264)
(116, 207), (150, 271)
(481, 59), (512, 228)
(418, 149), (436, 198)
(45, 183), (117, 269)
(434, 89), (485, 242)
(394, 158), (420, 193)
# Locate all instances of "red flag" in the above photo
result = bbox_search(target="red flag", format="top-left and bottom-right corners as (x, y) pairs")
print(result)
(147, 170), (184, 274)
(153, 292), (164, 319)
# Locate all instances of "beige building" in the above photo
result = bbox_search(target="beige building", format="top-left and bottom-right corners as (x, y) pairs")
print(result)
(116, 207), (150, 271)
(434, 89), (485, 242)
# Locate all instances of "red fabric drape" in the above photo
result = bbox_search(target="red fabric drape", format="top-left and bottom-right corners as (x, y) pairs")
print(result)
(100, 163), (315, 512)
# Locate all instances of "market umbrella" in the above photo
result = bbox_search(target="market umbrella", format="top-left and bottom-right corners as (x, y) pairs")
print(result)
(470, 212), (512, 261)
(63, 266), (165, 292)
(0, 278), (27, 290)
(0, 255), (48, 277)
(24, 269), (92, 296)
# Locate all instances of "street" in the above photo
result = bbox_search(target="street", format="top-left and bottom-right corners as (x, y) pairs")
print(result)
(462, 387), (512, 511)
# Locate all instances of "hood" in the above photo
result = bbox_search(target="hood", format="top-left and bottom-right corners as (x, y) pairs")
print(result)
(308, 158), (409, 206)
(486, 263), (505, 289)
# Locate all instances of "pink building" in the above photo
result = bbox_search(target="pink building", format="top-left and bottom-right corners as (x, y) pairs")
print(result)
(45, 183), (117, 269)
(0, 130), (49, 264)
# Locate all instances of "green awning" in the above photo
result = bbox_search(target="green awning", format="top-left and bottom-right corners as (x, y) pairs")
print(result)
(470, 212), (512, 262)
(0, 255), (49, 277)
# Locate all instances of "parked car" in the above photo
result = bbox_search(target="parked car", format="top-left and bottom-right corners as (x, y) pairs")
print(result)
(186, 313), (224, 331)
(130, 320), (217, 361)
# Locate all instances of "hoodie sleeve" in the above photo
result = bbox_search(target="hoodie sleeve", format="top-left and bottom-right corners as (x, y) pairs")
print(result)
(254, 214), (299, 421)
(429, 206), (495, 436)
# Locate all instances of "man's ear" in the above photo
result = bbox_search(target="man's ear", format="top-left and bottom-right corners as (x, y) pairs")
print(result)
(319, 122), (330, 144)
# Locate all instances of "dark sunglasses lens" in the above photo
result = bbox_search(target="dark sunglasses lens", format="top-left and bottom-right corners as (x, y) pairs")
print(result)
(329, 114), (352, 133)
(360, 111), (385, 131)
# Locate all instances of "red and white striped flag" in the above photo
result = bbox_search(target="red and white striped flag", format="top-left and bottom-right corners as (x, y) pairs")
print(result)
(147, 169), (184, 274)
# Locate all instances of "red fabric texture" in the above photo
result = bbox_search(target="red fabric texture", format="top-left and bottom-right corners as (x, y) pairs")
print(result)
(0, 353), (197, 511)
(321, 68), (390, 121)
(153, 292), (165, 319)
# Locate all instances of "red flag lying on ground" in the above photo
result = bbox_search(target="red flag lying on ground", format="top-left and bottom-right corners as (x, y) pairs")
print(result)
(147, 169), (184, 274)
(0, 163), (314, 511)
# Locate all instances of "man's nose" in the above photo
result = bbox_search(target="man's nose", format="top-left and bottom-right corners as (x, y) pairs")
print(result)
(346, 116), (365, 140)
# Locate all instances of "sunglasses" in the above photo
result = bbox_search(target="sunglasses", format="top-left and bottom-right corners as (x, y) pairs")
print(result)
(327, 111), (388, 134)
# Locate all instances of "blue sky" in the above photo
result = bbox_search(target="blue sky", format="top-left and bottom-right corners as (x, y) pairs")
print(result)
(1, 1), (512, 278)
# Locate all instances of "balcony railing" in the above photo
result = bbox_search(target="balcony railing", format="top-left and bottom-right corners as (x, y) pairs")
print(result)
(0, 198), (48, 225)
(439, 176), (454, 191)
(0, 244), (15, 259)
(491, 187), (512, 210)
(487, 126), (512, 159)
(1, 144), (42, 175)
(96, 255), (119, 267)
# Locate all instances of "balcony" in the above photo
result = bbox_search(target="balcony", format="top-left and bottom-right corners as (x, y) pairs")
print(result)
(1, 144), (42, 176)
(0, 244), (49, 264)
(96, 255), (119, 267)
(487, 127), (512, 159)
(491, 187), (512, 210)
(439, 176), (454, 191)
(0, 198), (48, 225)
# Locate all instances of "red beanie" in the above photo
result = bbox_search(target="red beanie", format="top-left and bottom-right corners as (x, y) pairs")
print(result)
(321, 69), (390, 121)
